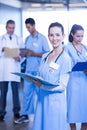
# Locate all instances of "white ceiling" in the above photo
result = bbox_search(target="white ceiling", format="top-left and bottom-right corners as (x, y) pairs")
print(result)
(0, 0), (87, 10)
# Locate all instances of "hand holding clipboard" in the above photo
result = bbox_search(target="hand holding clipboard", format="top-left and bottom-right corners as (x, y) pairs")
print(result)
(72, 62), (87, 72)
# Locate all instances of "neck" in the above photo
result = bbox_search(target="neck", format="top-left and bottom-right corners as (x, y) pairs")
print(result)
(32, 30), (38, 37)
(72, 42), (81, 46)
(47, 45), (63, 63)
(72, 42), (82, 53)
(53, 45), (63, 55)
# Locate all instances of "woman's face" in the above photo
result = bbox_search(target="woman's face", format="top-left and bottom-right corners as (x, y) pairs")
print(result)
(48, 26), (65, 49)
(72, 30), (84, 44)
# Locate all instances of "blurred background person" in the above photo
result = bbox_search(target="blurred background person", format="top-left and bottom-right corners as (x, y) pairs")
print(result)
(65, 24), (87, 130)
(0, 19), (24, 121)
(14, 18), (50, 124)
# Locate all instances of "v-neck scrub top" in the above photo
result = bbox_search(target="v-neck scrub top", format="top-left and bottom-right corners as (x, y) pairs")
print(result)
(65, 43), (87, 123)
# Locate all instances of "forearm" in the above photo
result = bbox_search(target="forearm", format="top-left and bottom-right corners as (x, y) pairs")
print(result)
(33, 52), (45, 57)
(40, 74), (69, 92)
(27, 50), (46, 57)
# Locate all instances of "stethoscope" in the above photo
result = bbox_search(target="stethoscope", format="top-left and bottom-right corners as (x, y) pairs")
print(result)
(1, 35), (6, 41)
(1, 34), (19, 45)
(43, 49), (64, 63)
(72, 44), (87, 61)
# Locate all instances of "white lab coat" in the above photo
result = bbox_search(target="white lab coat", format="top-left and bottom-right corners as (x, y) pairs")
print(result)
(0, 33), (24, 82)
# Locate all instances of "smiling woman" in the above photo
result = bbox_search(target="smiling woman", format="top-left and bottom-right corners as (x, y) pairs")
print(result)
(29, 21), (72, 130)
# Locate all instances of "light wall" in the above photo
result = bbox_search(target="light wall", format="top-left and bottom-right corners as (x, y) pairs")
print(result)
(0, 3), (87, 46)
(22, 10), (68, 44)
(0, 3), (22, 36)
(22, 9), (87, 45)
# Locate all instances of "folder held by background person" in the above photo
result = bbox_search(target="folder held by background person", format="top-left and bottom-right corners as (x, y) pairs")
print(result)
(4, 47), (19, 58)
(72, 62), (87, 71)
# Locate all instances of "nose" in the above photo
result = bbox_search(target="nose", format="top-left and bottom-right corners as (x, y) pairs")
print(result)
(53, 35), (57, 40)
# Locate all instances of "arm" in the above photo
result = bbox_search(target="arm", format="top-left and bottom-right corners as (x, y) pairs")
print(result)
(20, 49), (45, 58)
(41, 73), (69, 92)
(22, 73), (69, 92)
(26, 50), (46, 57)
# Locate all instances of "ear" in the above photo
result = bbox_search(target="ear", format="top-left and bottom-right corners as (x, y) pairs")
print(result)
(71, 33), (73, 36)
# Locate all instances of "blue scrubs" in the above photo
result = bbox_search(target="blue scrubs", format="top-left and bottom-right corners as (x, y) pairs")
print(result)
(32, 50), (71, 130)
(23, 32), (50, 115)
(65, 43), (87, 123)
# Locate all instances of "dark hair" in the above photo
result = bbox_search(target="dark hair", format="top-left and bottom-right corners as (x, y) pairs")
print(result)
(6, 20), (15, 26)
(25, 18), (35, 25)
(48, 22), (64, 35)
(69, 24), (84, 42)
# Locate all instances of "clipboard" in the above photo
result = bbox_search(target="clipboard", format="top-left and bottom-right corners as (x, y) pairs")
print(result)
(20, 48), (28, 52)
(12, 72), (59, 87)
(72, 62), (87, 71)
(4, 48), (19, 58)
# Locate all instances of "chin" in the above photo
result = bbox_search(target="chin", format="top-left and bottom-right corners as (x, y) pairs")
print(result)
(53, 45), (59, 48)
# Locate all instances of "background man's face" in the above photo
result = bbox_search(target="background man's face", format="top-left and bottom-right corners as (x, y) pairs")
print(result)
(6, 23), (15, 35)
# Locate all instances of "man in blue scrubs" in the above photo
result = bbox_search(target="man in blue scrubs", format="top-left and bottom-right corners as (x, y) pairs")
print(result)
(14, 18), (50, 124)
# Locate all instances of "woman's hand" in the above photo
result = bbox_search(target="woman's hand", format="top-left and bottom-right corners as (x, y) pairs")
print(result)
(32, 79), (42, 87)
(83, 70), (87, 74)
(25, 76), (42, 87)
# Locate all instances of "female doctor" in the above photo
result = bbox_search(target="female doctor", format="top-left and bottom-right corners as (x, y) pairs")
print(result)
(65, 24), (87, 130)
(28, 22), (71, 130)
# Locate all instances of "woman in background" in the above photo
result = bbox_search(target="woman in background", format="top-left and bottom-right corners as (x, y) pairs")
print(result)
(65, 24), (87, 130)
